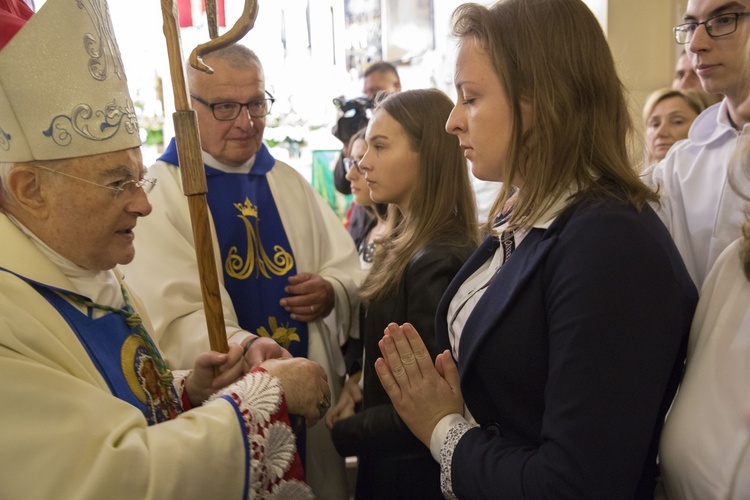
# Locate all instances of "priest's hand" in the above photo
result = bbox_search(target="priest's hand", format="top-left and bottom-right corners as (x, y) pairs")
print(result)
(280, 272), (335, 322)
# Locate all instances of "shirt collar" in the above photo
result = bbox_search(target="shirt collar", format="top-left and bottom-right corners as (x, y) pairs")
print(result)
(201, 150), (256, 174)
(6, 214), (123, 307)
(688, 99), (737, 146)
(494, 186), (576, 233)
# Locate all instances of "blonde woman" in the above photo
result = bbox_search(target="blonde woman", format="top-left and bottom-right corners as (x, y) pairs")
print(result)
(329, 88), (479, 499)
(642, 87), (712, 166)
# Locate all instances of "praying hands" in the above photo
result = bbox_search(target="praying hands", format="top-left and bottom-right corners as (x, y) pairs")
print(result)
(374, 322), (465, 446)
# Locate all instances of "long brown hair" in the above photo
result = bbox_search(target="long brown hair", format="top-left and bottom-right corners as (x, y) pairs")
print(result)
(359, 89), (479, 304)
(452, 0), (657, 234)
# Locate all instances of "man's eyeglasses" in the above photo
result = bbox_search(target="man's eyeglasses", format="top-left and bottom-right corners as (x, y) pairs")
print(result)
(343, 157), (363, 174)
(34, 165), (157, 199)
(190, 91), (275, 120)
(673, 12), (750, 44)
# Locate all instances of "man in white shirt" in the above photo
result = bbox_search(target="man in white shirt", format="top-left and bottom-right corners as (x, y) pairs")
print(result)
(647, 0), (750, 288)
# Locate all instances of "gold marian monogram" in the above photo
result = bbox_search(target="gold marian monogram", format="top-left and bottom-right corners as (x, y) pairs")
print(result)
(225, 198), (294, 279)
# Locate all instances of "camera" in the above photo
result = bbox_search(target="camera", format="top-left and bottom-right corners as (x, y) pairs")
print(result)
(332, 96), (374, 145)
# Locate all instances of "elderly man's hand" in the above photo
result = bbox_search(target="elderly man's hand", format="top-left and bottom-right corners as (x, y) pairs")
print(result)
(241, 336), (292, 372)
(280, 272), (334, 322)
(186, 343), (245, 406)
(261, 357), (331, 427)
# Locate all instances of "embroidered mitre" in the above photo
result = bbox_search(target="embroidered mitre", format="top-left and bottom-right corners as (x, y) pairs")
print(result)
(0, 0), (141, 161)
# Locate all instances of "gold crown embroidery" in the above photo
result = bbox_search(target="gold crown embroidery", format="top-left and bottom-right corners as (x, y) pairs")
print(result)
(233, 198), (259, 218)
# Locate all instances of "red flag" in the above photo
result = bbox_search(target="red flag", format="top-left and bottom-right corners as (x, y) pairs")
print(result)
(0, 0), (33, 50)
(177, 0), (225, 28)
(215, 0), (225, 27)
(177, 0), (193, 28)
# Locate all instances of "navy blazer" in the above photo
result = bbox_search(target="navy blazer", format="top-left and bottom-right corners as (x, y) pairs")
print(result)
(435, 194), (697, 499)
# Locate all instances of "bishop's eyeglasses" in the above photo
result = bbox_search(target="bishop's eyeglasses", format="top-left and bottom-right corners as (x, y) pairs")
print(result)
(673, 12), (750, 44)
(34, 165), (157, 199)
(190, 91), (275, 121)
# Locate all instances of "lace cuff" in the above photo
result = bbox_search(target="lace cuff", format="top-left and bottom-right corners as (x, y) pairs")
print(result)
(440, 421), (478, 500)
(170, 370), (189, 401)
(207, 370), (313, 499)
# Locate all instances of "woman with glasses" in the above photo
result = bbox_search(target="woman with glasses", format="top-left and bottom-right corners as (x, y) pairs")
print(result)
(372, 0), (698, 498)
(325, 128), (388, 447)
(328, 88), (479, 499)
(327, 127), (388, 415)
(341, 128), (389, 268)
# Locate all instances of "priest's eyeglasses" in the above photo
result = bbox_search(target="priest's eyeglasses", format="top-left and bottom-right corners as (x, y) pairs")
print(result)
(673, 12), (750, 44)
(191, 91), (275, 120)
(343, 157), (363, 174)
(34, 165), (157, 199)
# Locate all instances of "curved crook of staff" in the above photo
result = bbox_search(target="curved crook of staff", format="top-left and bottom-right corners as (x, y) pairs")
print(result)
(189, 0), (259, 76)
(158, 0), (258, 353)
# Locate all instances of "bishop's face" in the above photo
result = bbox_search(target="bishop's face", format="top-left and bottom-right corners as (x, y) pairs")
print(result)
(41, 147), (152, 270)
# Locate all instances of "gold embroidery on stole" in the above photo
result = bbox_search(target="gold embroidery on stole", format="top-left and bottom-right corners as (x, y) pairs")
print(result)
(225, 198), (294, 279)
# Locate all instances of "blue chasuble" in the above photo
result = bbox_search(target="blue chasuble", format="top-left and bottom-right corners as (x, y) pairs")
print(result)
(3, 269), (183, 425)
(159, 139), (308, 358)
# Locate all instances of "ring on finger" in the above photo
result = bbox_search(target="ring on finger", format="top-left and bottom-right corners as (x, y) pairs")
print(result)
(318, 396), (330, 417)
(310, 305), (315, 314)
(319, 394), (331, 410)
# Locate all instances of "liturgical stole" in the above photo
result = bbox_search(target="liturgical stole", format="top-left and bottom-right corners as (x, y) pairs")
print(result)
(3, 270), (183, 425)
(158, 139), (308, 358)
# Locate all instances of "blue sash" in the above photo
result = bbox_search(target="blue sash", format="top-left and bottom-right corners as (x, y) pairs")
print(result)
(3, 269), (182, 425)
(159, 139), (308, 359)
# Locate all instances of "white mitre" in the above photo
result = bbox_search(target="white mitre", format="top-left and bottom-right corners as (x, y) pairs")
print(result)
(0, 0), (141, 162)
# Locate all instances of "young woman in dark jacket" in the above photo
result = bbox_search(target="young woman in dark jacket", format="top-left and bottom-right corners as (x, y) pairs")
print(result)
(327, 88), (480, 500)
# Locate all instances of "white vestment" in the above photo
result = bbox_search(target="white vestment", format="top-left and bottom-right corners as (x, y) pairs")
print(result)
(125, 153), (362, 500)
